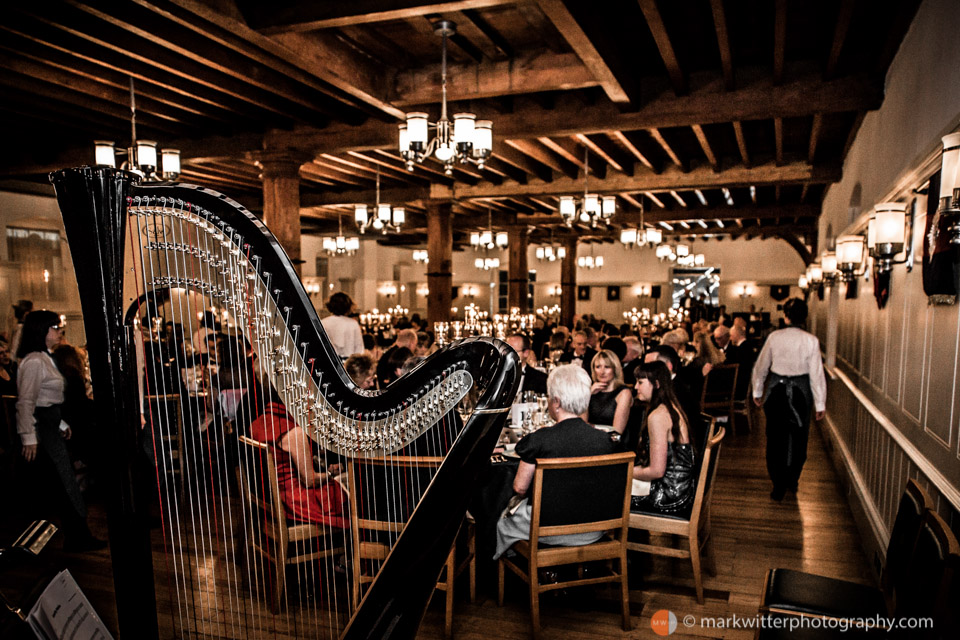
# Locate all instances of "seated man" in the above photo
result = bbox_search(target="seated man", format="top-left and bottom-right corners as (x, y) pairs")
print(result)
(494, 364), (617, 559)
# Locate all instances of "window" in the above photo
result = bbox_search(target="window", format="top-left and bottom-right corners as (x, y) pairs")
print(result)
(6, 227), (65, 300)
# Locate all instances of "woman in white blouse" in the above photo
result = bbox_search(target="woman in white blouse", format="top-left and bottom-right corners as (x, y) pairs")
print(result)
(751, 298), (826, 501)
(17, 310), (105, 552)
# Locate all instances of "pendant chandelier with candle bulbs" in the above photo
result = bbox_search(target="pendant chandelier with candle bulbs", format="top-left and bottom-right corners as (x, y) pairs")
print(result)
(619, 198), (663, 248)
(535, 228), (567, 262)
(94, 78), (180, 182)
(355, 165), (404, 234)
(560, 148), (616, 227)
(577, 243), (604, 269)
(323, 214), (359, 257)
(398, 21), (492, 176)
(473, 207), (505, 271)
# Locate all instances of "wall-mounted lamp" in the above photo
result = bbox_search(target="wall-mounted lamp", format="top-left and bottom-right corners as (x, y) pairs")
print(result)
(632, 284), (651, 298)
(378, 282), (398, 297)
(412, 249), (429, 264)
(547, 284), (562, 297)
(461, 284), (479, 298)
(806, 262), (823, 285)
(820, 251), (839, 284)
(867, 202), (911, 273)
(937, 133), (960, 245)
(416, 283), (430, 297)
(836, 234), (867, 281)
(736, 283), (756, 299)
(798, 275), (809, 291)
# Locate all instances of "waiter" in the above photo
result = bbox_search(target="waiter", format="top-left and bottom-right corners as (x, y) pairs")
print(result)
(751, 298), (826, 501)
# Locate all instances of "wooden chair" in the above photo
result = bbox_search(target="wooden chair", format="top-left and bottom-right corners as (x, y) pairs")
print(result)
(237, 435), (343, 613)
(700, 363), (738, 427)
(627, 424), (725, 604)
(497, 451), (635, 640)
(348, 456), (476, 638)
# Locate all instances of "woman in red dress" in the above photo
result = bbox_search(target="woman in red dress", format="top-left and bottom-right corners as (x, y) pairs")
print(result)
(249, 400), (348, 528)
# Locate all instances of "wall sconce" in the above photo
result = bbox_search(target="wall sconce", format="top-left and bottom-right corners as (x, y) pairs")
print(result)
(736, 283), (756, 299)
(416, 283), (429, 297)
(820, 251), (839, 284)
(412, 249), (429, 264)
(867, 202), (912, 273)
(547, 284), (562, 297)
(836, 235), (867, 281)
(937, 133), (960, 245)
(806, 262), (823, 286)
(798, 275), (809, 292)
(461, 284), (479, 298)
(304, 281), (322, 295)
(632, 284), (651, 298)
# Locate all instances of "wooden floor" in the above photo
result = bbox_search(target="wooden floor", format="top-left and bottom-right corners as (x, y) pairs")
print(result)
(1, 415), (874, 639)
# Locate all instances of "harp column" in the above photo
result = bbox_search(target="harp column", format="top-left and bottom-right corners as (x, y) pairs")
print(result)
(507, 224), (529, 312)
(426, 200), (454, 330)
(258, 149), (307, 275)
(560, 236), (578, 329)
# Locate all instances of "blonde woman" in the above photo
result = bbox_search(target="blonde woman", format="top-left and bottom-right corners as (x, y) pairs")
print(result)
(691, 330), (723, 377)
(587, 349), (633, 435)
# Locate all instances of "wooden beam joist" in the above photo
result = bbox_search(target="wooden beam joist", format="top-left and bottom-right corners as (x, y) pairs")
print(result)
(393, 51), (599, 105)
(637, 0), (686, 95)
(691, 124), (719, 172)
(535, 0), (631, 103)
(621, 203), (819, 224)
(710, 0), (734, 90)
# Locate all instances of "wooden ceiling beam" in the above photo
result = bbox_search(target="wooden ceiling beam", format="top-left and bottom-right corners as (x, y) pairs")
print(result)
(538, 137), (606, 179)
(732, 121), (751, 168)
(504, 139), (579, 180)
(534, 0), (632, 104)
(808, 113), (823, 164)
(458, 9), (513, 58)
(691, 124), (719, 172)
(774, 117), (784, 166)
(492, 145), (553, 183)
(262, 73), (883, 155)
(637, 0), (687, 95)
(248, 0), (515, 33)
(393, 51), (599, 105)
(710, 0), (734, 90)
(824, 0), (855, 80)
(648, 128), (684, 170)
(774, 0), (787, 84)
(611, 131), (657, 173)
(577, 134), (633, 176)
(624, 204), (819, 223)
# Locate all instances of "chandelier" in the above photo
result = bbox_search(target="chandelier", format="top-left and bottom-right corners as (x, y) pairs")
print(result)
(619, 199), (662, 248)
(323, 215), (359, 257)
(471, 207), (508, 250)
(355, 165), (404, 233)
(560, 148), (616, 227)
(577, 244), (604, 269)
(475, 257), (500, 271)
(95, 78), (180, 182)
(412, 249), (429, 264)
(535, 229), (567, 262)
(398, 21), (492, 176)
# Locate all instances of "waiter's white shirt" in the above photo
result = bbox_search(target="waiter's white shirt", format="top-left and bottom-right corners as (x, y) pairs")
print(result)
(751, 326), (826, 412)
(320, 315), (364, 359)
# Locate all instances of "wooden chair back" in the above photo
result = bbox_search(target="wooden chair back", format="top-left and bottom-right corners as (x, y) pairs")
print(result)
(701, 363), (738, 422)
(237, 435), (289, 553)
(881, 478), (933, 597)
(895, 509), (959, 619)
(530, 451), (636, 541)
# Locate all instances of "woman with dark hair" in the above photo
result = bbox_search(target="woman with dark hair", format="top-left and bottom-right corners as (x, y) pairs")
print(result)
(320, 292), (364, 360)
(17, 310), (105, 551)
(379, 346), (413, 388)
(751, 297), (826, 501)
(630, 360), (696, 514)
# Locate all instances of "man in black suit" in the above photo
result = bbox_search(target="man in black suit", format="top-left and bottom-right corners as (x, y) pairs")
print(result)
(724, 323), (757, 401)
(558, 330), (596, 374)
(506, 333), (547, 396)
(376, 328), (418, 388)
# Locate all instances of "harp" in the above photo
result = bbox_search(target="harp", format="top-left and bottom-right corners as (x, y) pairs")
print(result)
(49, 167), (519, 639)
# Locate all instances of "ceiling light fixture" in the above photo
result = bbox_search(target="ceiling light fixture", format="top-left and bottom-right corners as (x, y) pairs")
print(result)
(577, 243), (604, 269)
(398, 21), (492, 176)
(94, 78), (180, 181)
(559, 147), (616, 228)
(323, 214), (359, 257)
(412, 249), (429, 264)
(355, 164), (404, 234)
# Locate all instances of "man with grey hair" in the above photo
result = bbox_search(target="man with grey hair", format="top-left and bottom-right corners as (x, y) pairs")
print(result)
(376, 328), (418, 387)
(494, 364), (616, 559)
(713, 324), (731, 352)
(621, 335), (643, 385)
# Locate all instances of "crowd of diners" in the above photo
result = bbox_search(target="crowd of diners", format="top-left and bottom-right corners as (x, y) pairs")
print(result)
(3, 287), (825, 572)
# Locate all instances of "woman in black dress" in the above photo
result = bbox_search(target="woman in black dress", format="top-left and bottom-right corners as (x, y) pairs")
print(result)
(587, 349), (633, 435)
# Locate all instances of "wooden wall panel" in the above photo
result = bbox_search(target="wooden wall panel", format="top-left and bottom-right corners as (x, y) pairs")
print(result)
(885, 275), (906, 403)
(901, 278), (928, 423)
(922, 302), (960, 448)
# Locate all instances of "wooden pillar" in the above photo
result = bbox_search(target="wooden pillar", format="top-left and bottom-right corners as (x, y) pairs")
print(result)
(426, 200), (453, 331)
(560, 236), (578, 328)
(507, 225), (529, 312)
(259, 150), (304, 275)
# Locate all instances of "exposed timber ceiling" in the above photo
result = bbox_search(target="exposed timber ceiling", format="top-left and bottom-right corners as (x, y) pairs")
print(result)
(0, 0), (922, 261)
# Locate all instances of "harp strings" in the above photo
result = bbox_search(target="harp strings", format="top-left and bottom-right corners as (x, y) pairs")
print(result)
(126, 192), (472, 638)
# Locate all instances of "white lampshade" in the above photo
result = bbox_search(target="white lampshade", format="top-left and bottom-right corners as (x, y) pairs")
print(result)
(392, 207), (405, 225)
(620, 228), (638, 245)
(323, 237), (336, 252)
(94, 141), (116, 167)
(336, 235), (346, 250)
(398, 124), (410, 152)
(535, 247), (545, 260)
(647, 228), (662, 244)
(867, 217), (877, 250)
(559, 196), (576, 217)
(557, 246), (566, 259)
(453, 113), (476, 145)
(584, 194), (599, 215)
(355, 204), (369, 225)
(136, 140), (158, 170)
(808, 264), (823, 283)
(470, 232), (481, 246)
(434, 140), (455, 161)
(377, 203), (392, 222)
(577, 256), (586, 267)
(490, 258), (500, 268)
(940, 133), (960, 200)
(474, 121), (492, 153)
(475, 258), (484, 268)
(595, 255), (604, 267)
(495, 232), (508, 248)
(160, 149), (180, 178)
(656, 244), (671, 259)
(695, 253), (705, 266)
(821, 252), (838, 274)
(837, 235), (865, 265)
(601, 196), (616, 217)
(799, 275), (808, 289)
(405, 113), (428, 147)
(875, 202), (906, 245)
(346, 237), (360, 252)
(676, 244), (689, 257)
(479, 231), (493, 247)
